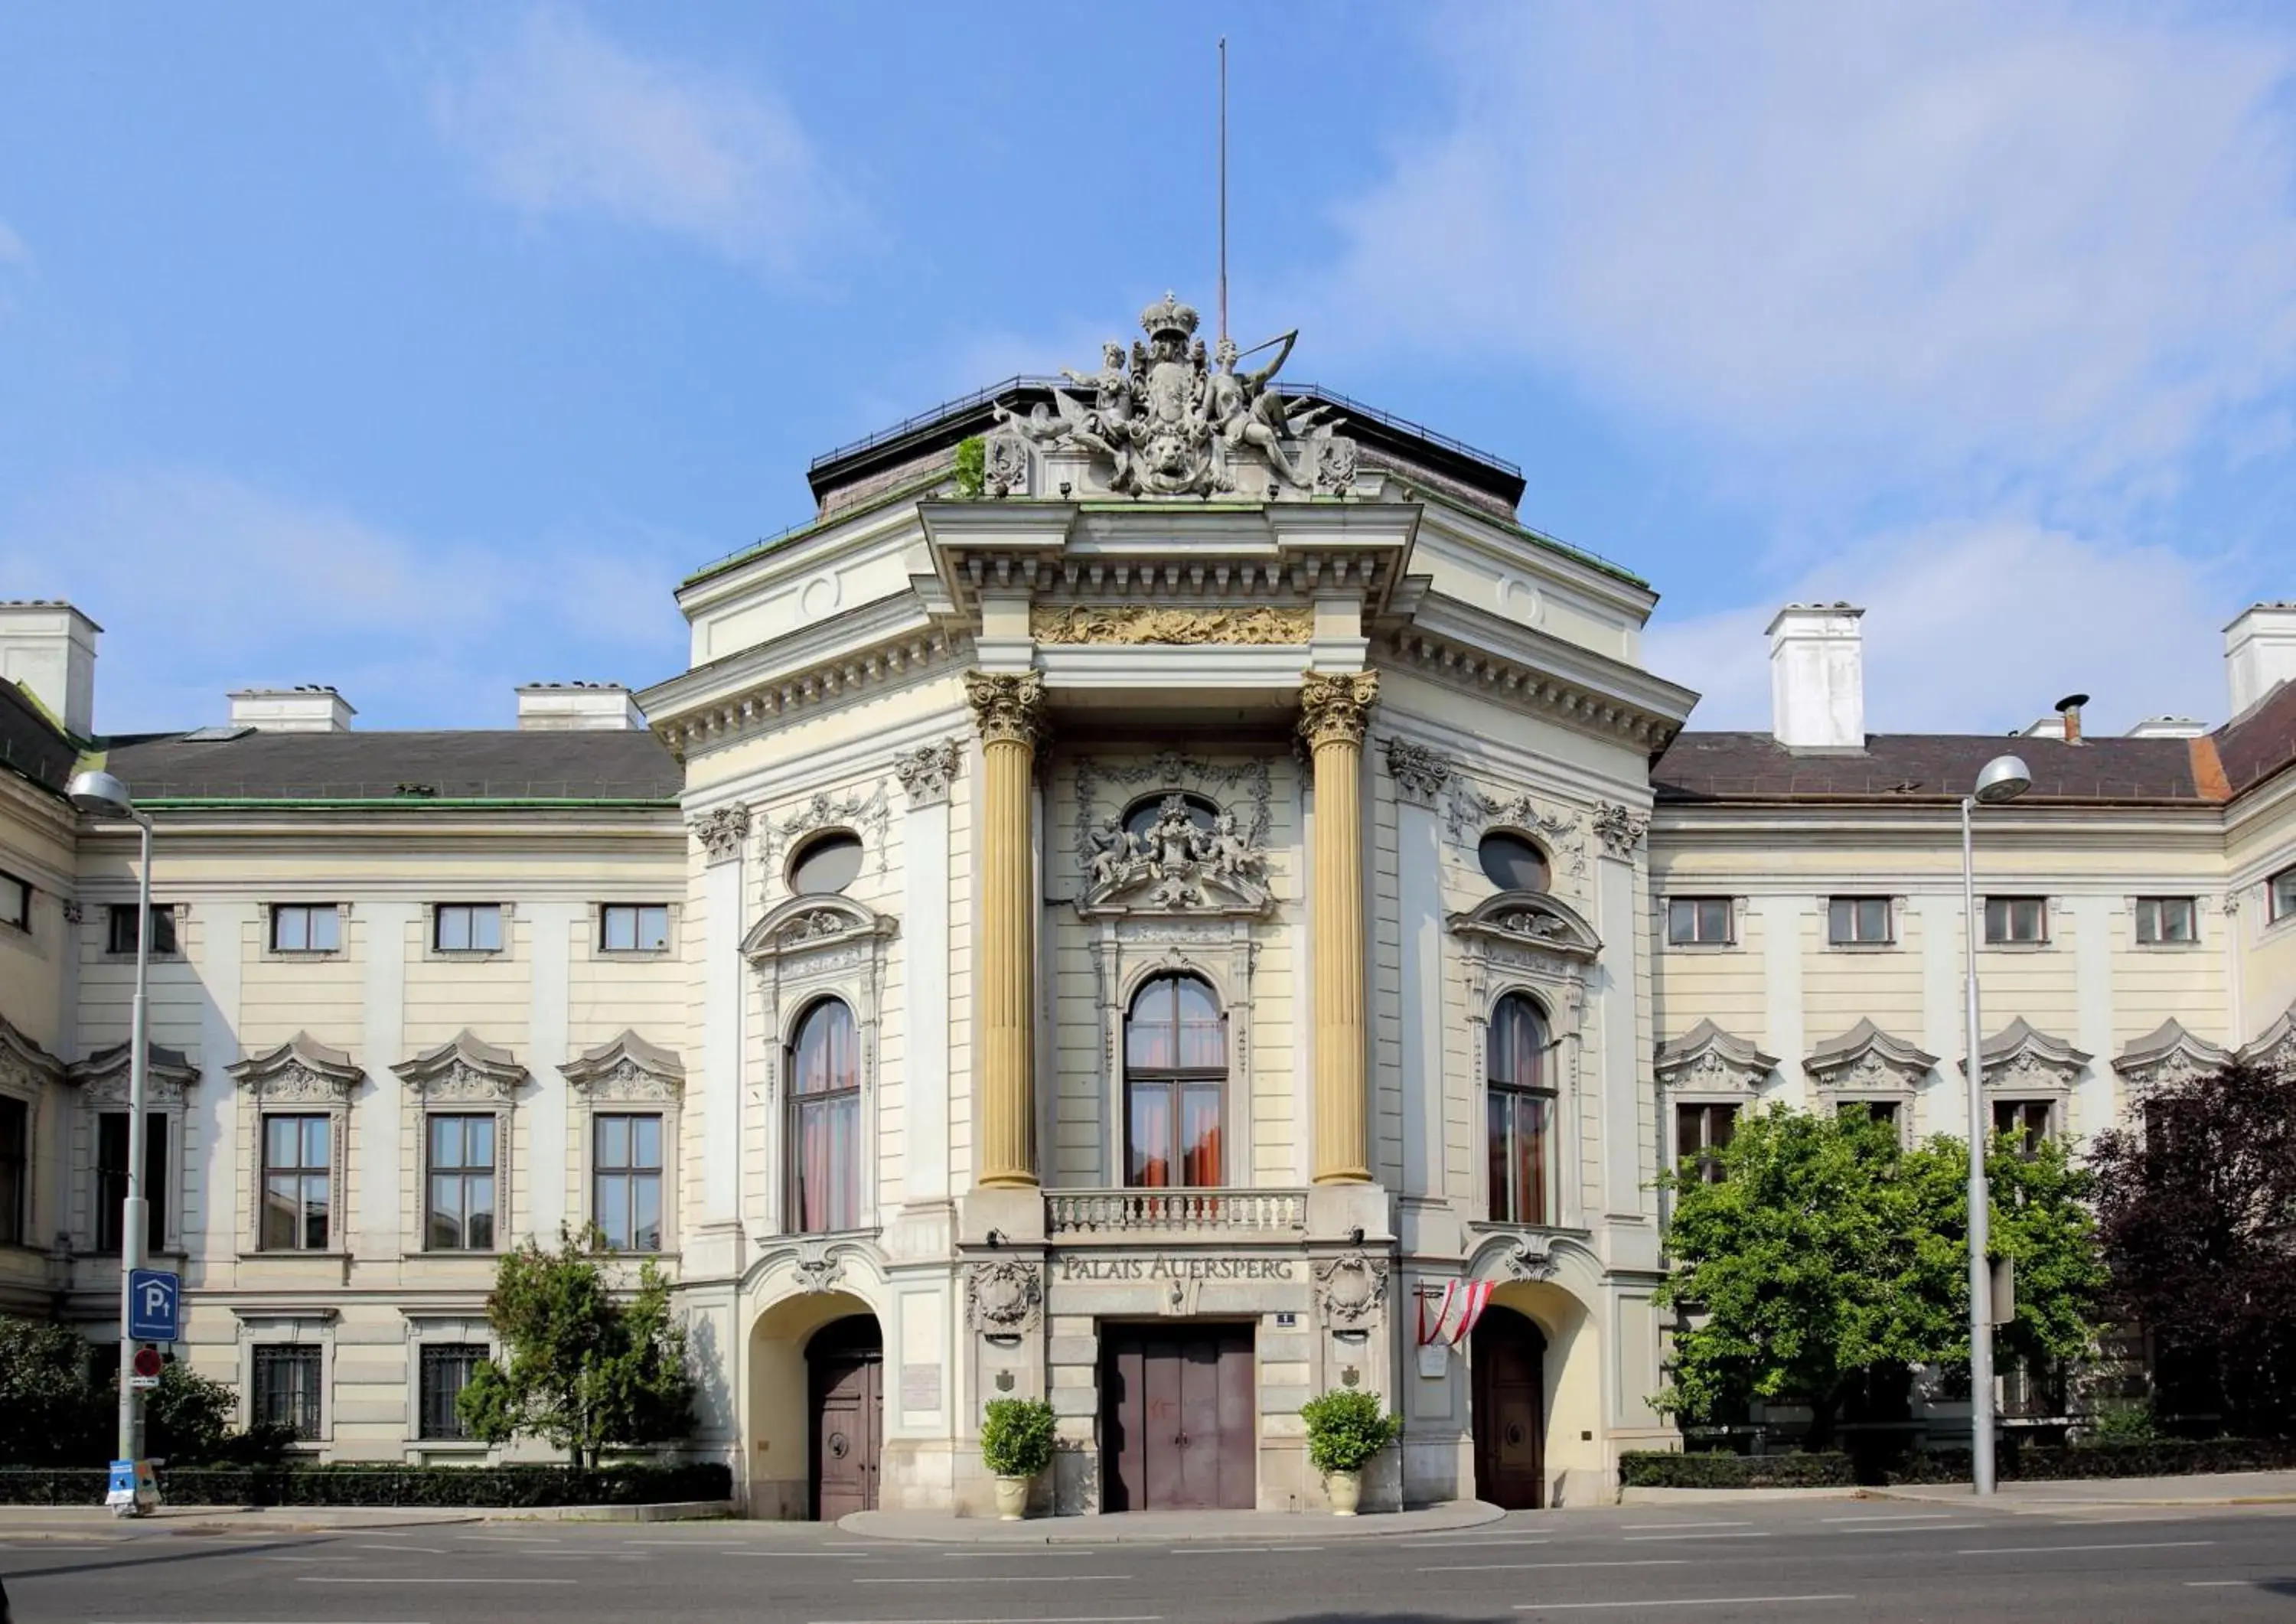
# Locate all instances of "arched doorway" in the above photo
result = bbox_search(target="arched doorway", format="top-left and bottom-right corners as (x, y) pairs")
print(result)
(1472, 1304), (1548, 1509)
(807, 1315), (883, 1519)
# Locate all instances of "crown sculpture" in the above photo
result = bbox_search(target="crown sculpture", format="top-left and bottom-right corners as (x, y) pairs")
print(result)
(986, 292), (1361, 500)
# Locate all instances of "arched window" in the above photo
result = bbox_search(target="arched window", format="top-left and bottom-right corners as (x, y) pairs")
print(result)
(1486, 993), (1554, 1225)
(1478, 830), (1551, 893)
(1124, 792), (1218, 842)
(787, 998), (859, 1232)
(1124, 973), (1225, 1188)
(790, 830), (863, 896)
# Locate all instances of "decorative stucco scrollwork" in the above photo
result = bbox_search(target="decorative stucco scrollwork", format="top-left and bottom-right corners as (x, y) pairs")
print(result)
(1313, 1249), (1389, 1328)
(1591, 801), (1649, 859)
(756, 781), (891, 879)
(1032, 604), (1313, 647)
(964, 1259), (1043, 1335)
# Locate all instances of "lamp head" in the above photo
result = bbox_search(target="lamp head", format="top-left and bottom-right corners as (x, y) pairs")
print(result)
(1973, 754), (2032, 805)
(66, 769), (135, 818)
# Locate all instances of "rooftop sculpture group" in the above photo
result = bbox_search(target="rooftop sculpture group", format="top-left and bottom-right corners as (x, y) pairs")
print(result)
(991, 292), (1358, 498)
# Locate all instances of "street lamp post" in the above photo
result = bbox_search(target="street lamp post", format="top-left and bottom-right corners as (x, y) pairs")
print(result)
(67, 770), (155, 1511)
(1961, 752), (2030, 1498)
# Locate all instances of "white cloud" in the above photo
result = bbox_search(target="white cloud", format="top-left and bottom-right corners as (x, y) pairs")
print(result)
(431, 8), (859, 276)
(1645, 518), (2231, 735)
(1322, 2), (2296, 493)
(0, 468), (688, 732)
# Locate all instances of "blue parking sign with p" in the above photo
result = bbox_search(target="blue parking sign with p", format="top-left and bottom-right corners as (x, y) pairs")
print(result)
(128, 1269), (180, 1342)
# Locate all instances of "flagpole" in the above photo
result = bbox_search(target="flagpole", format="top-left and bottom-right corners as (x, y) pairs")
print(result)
(1217, 35), (1228, 344)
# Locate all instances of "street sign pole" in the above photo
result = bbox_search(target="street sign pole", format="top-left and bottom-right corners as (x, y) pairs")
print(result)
(114, 814), (155, 1514)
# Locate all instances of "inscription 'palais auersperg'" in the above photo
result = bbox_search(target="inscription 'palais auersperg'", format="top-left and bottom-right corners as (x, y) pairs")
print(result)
(1056, 1255), (1297, 1283)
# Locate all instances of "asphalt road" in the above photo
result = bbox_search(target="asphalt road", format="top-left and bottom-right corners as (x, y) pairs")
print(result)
(4, 1498), (2294, 1624)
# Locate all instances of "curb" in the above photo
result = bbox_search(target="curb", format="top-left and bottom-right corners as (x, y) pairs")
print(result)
(840, 1502), (1508, 1544)
(1618, 1485), (1863, 1506)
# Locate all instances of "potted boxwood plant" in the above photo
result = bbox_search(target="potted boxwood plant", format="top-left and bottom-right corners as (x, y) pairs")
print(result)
(1300, 1388), (1401, 1516)
(979, 1397), (1056, 1521)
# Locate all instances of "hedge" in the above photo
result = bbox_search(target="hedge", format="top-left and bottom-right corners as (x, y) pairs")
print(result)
(1887, 1438), (2296, 1485)
(0, 1461), (732, 1508)
(1620, 1451), (1856, 1489)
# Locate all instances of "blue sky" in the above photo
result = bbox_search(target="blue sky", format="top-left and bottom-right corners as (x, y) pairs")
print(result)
(2, 2), (2291, 735)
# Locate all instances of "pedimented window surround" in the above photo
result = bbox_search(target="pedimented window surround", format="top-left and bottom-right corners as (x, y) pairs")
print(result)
(742, 895), (895, 1235)
(2242, 998), (2296, 1075)
(392, 1032), (525, 1257)
(1804, 1019), (1936, 1142)
(66, 1038), (198, 1254)
(1448, 890), (1600, 1230)
(1655, 1019), (1778, 1101)
(2112, 1019), (2232, 1094)
(559, 1029), (687, 1253)
(0, 1016), (63, 1250)
(233, 1306), (338, 1446)
(1981, 1018), (2089, 1097)
(225, 1032), (362, 1255)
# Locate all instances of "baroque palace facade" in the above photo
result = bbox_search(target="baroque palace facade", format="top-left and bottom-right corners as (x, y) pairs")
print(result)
(3, 293), (2295, 1517)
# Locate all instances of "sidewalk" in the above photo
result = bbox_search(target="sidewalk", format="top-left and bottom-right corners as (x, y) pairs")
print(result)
(1869, 1469), (2296, 1510)
(0, 1499), (732, 1536)
(841, 1499), (1505, 1544)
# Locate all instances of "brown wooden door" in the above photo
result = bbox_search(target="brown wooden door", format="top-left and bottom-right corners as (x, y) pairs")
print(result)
(808, 1316), (882, 1521)
(1102, 1324), (1254, 1511)
(1472, 1305), (1547, 1509)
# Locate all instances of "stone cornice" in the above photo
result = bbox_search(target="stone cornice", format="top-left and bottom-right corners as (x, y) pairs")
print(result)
(1446, 889), (1603, 962)
(2113, 1018), (2232, 1091)
(227, 1031), (362, 1101)
(390, 1030), (526, 1102)
(1805, 1019), (1937, 1091)
(67, 1039), (198, 1095)
(1981, 1018), (2090, 1090)
(1655, 1019), (1779, 1092)
(560, 1029), (686, 1094)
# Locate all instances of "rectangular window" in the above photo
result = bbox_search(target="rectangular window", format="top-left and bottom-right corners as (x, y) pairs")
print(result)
(426, 1115), (497, 1251)
(2133, 896), (2197, 945)
(269, 904), (341, 953)
(0, 1095), (26, 1247)
(96, 1112), (168, 1253)
(251, 1344), (322, 1440)
(1985, 896), (2049, 944)
(259, 1115), (331, 1251)
(418, 1343), (488, 1440)
(2271, 866), (2296, 922)
(0, 871), (28, 931)
(598, 904), (670, 953)
(1666, 897), (1734, 946)
(106, 904), (177, 956)
(592, 1113), (663, 1251)
(1827, 896), (1893, 945)
(1675, 1102), (1737, 1184)
(1838, 1098), (1901, 1133)
(432, 903), (504, 953)
(1992, 1098), (2053, 1157)
(1486, 1089), (1553, 1225)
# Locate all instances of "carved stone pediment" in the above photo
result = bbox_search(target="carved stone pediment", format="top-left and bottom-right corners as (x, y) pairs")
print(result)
(226, 1032), (361, 1103)
(2241, 1000), (2296, 1075)
(0, 1015), (66, 1097)
(2113, 1019), (2231, 1093)
(1805, 1019), (1936, 1094)
(1446, 891), (1602, 963)
(392, 1030), (525, 1104)
(1314, 1249), (1389, 1328)
(67, 1038), (199, 1107)
(1078, 794), (1273, 919)
(559, 1029), (686, 1101)
(1981, 1018), (2089, 1092)
(742, 895), (899, 965)
(1655, 1020), (1779, 1095)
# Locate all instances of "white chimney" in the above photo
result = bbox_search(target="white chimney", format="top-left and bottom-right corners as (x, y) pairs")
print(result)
(515, 682), (641, 732)
(2226, 602), (2296, 717)
(229, 686), (355, 732)
(0, 600), (100, 738)
(2125, 716), (2209, 739)
(1766, 603), (1866, 750)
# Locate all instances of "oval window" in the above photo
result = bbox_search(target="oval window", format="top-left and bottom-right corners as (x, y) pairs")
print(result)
(1124, 792), (1218, 842)
(789, 830), (863, 896)
(1477, 830), (1550, 893)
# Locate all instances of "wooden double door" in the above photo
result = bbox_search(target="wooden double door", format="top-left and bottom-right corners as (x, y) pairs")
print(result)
(1101, 1323), (1256, 1511)
(1471, 1305), (1548, 1509)
(808, 1316), (883, 1521)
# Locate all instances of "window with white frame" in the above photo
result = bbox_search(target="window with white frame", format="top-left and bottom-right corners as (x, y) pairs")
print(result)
(418, 1343), (488, 1440)
(260, 1115), (333, 1251)
(95, 1111), (167, 1254)
(269, 903), (341, 953)
(1486, 993), (1555, 1225)
(0, 871), (28, 931)
(1828, 896), (1893, 946)
(251, 1343), (322, 1439)
(2272, 866), (2296, 923)
(592, 1113), (663, 1251)
(425, 1115), (496, 1251)
(2133, 896), (2197, 945)
(432, 903), (504, 954)
(598, 903), (670, 954)
(0, 1094), (26, 1246)
(1666, 897), (1734, 946)
(1985, 895), (2049, 944)
(786, 998), (860, 1231)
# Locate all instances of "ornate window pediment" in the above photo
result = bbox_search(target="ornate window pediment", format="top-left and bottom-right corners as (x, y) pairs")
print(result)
(1981, 1018), (2089, 1093)
(0, 1015), (65, 1097)
(1446, 891), (1602, 964)
(67, 1039), (198, 1107)
(225, 1032), (361, 1103)
(2112, 1019), (2231, 1092)
(1805, 1019), (1936, 1095)
(1072, 754), (1275, 921)
(392, 1031), (525, 1104)
(559, 1029), (686, 1101)
(741, 895), (899, 967)
(1655, 1019), (1779, 1097)
(2241, 999), (2296, 1074)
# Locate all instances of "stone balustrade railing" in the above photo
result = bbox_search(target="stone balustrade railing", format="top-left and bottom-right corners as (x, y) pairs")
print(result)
(1045, 1188), (1309, 1238)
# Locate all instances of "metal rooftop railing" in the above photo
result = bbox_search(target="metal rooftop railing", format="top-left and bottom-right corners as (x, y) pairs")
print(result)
(1270, 383), (1521, 478)
(808, 376), (1058, 473)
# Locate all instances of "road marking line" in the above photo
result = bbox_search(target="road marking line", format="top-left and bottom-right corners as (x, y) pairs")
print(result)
(2188, 1580), (2263, 1587)
(1423, 1559), (1690, 1573)
(299, 1577), (578, 1586)
(1957, 1539), (2216, 1554)
(1396, 1537), (1556, 1548)
(1621, 1521), (1754, 1531)
(1821, 1513), (1955, 1523)
(852, 1574), (1133, 1585)
(1619, 1532), (1774, 1542)
(1516, 1596), (1856, 1613)
(354, 1543), (447, 1554)
(1827, 1522), (1984, 1534)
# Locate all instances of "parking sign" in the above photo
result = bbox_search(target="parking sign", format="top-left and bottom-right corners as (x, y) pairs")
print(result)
(127, 1269), (180, 1342)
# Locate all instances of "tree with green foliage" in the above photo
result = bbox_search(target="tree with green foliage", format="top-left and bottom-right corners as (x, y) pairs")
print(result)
(1655, 1106), (2101, 1446)
(0, 1316), (108, 1464)
(458, 1227), (696, 1466)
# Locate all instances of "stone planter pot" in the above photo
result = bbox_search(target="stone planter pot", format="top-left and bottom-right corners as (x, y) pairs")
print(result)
(1326, 1469), (1362, 1516)
(993, 1475), (1031, 1521)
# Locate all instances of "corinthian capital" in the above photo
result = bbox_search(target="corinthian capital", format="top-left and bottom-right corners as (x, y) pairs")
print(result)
(1298, 670), (1380, 751)
(964, 670), (1049, 748)
(690, 802), (751, 866)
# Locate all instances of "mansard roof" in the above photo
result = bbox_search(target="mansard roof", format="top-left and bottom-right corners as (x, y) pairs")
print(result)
(97, 728), (680, 805)
(0, 674), (79, 797)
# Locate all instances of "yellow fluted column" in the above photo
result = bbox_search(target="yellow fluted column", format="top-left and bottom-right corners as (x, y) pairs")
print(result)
(1300, 670), (1379, 1185)
(964, 670), (1048, 1189)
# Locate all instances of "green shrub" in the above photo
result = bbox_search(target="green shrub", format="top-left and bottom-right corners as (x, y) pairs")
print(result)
(2081, 1401), (2161, 1445)
(1888, 1438), (2296, 1485)
(0, 1462), (732, 1508)
(951, 436), (987, 498)
(1300, 1388), (1401, 1476)
(1619, 1450), (1856, 1489)
(979, 1398), (1056, 1479)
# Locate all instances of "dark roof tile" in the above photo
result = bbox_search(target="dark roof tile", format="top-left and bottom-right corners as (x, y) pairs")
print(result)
(99, 729), (680, 804)
(1652, 731), (2203, 805)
